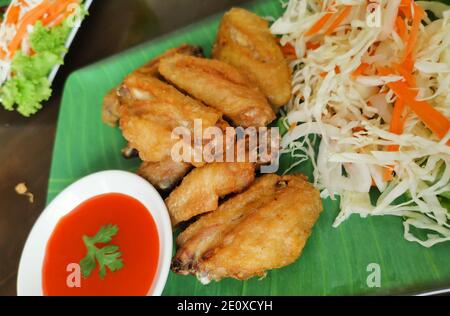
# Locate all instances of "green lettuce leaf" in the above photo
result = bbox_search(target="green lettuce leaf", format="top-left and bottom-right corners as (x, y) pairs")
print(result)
(0, 21), (71, 116)
(12, 51), (62, 80)
(1, 77), (51, 116)
(29, 21), (70, 56)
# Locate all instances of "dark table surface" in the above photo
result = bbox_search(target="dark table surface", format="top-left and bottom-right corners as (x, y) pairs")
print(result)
(0, 0), (249, 296)
(1, 0), (448, 297)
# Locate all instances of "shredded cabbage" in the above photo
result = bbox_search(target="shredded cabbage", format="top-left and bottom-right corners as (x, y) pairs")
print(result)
(273, 0), (450, 247)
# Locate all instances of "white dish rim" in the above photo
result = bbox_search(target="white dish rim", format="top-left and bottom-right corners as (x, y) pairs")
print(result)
(48, 0), (94, 83)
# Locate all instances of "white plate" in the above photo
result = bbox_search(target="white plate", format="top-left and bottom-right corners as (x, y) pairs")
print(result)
(48, 0), (94, 83)
(17, 170), (173, 296)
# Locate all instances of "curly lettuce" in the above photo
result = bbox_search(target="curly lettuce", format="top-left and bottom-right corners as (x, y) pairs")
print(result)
(0, 21), (71, 116)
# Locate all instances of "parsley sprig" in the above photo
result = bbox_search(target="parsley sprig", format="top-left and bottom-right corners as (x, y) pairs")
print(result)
(79, 224), (124, 279)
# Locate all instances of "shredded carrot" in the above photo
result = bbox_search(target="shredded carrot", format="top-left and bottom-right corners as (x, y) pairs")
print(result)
(383, 166), (394, 181)
(6, 5), (21, 24)
(43, 0), (78, 26)
(8, 0), (52, 58)
(390, 99), (406, 135)
(352, 62), (369, 77)
(47, 0), (61, 15)
(305, 12), (334, 36)
(400, 0), (412, 6)
(378, 66), (449, 144)
(42, 5), (63, 25)
(393, 63), (416, 86)
(280, 42), (296, 58)
(389, 99), (406, 148)
(319, 66), (340, 76)
(352, 126), (365, 133)
(387, 81), (450, 144)
(53, 6), (77, 26)
(399, 7), (411, 20)
(399, 0), (413, 19)
(276, 37), (297, 58)
(404, 3), (425, 60)
(376, 66), (389, 76)
(403, 54), (415, 73)
(325, 6), (352, 35)
(395, 17), (408, 42)
(384, 98), (407, 181)
(306, 41), (320, 50)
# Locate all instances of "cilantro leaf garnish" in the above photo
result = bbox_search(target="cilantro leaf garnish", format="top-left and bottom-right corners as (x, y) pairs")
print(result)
(79, 224), (124, 279)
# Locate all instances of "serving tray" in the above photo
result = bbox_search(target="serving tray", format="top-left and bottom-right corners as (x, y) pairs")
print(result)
(47, 0), (450, 295)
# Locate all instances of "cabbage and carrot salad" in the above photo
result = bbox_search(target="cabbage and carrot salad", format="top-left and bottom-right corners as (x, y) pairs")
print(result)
(272, 0), (450, 247)
(0, 0), (87, 116)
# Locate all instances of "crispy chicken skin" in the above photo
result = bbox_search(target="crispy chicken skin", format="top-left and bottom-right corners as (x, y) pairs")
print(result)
(138, 160), (192, 191)
(213, 8), (292, 109)
(172, 174), (323, 283)
(120, 110), (177, 162)
(120, 74), (222, 128)
(101, 44), (203, 127)
(158, 54), (276, 127)
(166, 162), (256, 226)
(133, 44), (204, 78)
(119, 76), (223, 163)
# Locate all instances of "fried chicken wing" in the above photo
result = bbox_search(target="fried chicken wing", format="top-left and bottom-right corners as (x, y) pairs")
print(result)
(101, 44), (203, 127)
(120, 111), (177, 162)
(138, 160), (192, 191)
(172, 174), (323, 283)
(119, 76), (223, 163)
(158, 54), (275, 127)
(133, 44), (204, 78)
(213, 8), (292, 109)
(166, 162), (256, 226)
(120, 74), (222, 128)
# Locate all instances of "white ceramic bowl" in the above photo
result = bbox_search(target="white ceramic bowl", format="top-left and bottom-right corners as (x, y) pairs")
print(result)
(17, 170), (173, 296)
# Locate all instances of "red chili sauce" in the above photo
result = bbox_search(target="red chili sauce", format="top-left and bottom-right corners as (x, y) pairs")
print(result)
(42, 193), (159, 296)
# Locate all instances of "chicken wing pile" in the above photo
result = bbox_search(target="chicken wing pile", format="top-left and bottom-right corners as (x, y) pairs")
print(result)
(101, 8), (323, 283)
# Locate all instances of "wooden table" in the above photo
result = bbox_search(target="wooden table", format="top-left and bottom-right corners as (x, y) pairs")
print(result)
(0, 0), (249, 296)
